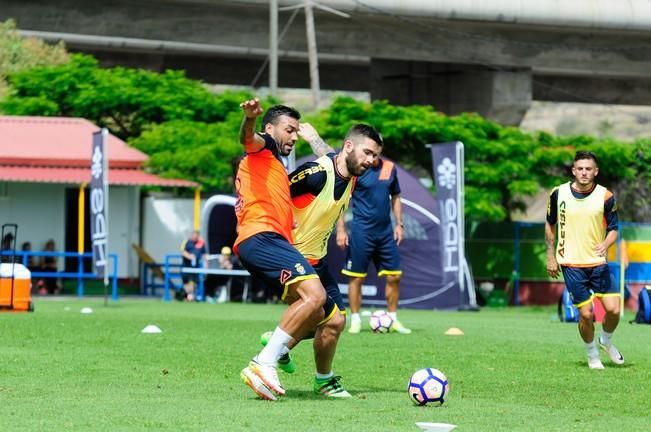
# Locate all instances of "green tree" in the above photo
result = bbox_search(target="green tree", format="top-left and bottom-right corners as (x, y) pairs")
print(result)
(129, 117), (244, 192)
(302, 97), (541, 221)
(1, 53), (252, 140)
(303, 97), (651, 222)
(3, 41), (649, 220)
(0, 19), (69, 99)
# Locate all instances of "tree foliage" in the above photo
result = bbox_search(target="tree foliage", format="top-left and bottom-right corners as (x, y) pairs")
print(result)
(129, 117), (244, 192)
(0, 19), (69, 98)
(301, 98), (543, 221)
(2, 45), (650, 220)
(1, 54), (252, 140)
(301, 97), (651, 222)
(0, 52), (264, 192)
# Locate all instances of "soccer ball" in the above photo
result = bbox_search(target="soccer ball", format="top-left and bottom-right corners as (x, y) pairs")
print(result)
(369, 310), (393, 333)
(408, 368), (449, 406)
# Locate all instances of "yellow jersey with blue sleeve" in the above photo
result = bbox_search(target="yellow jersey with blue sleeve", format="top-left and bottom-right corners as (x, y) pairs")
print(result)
(547, 182), (617, 267)
(290, 153), (355, 262)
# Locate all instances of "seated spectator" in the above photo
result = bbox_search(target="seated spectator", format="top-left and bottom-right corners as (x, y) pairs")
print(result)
(214, 246), (244, 303)
(20, 242), (40, 293)
(40, 239), (61, 294)
(21, 242), (37, 271)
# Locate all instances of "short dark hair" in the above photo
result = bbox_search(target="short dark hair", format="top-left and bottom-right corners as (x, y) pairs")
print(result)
(261, 105), (300, 130)
(574, 150), (598, 165)
(345, 123), (383, 147)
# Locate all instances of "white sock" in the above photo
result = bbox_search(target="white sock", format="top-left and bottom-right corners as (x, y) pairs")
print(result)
(256, 327), (292, 365)
(585, 340), (599, 358)
(600, 330), (613, 345)
(388, 312), (397, 320)
(279, 346), (290, 356)
(351, 313), (361, 324)
(316, 371), (334, 380)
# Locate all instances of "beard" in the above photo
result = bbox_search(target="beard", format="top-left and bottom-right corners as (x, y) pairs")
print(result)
(345, 152), (368, 176)
(279, 144), (292, 156)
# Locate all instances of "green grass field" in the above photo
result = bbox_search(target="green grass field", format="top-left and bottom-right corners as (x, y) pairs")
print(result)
(1, 299), (649, 431)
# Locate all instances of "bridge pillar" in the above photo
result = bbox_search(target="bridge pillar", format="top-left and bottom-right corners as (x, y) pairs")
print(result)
(370, 59), (532, 125)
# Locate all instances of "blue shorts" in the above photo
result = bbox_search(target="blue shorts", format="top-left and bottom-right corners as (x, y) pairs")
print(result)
(342, 226), (401, 278)
(236, 232), (319, 301)
(313, 259), (345, 314)
(561, 264), (619, 307)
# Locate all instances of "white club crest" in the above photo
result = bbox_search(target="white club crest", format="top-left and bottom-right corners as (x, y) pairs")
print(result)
(437, 157), (456, 190)
(91, 146), (103, 179)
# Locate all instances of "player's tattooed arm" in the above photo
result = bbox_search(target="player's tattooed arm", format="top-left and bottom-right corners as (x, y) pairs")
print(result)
(299, 123), (334, 157)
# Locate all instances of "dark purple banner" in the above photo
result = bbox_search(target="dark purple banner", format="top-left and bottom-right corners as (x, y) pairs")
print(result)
(90, 130), (108, 280)
(321, 146), (475, 310)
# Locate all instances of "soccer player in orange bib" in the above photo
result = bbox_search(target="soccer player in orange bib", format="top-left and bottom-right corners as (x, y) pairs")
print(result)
(545, 150), (624, 369)
(236, 99), (333, 400)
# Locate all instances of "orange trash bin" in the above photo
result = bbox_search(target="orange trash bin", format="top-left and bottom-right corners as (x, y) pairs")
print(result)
(0, 263), (34, 312)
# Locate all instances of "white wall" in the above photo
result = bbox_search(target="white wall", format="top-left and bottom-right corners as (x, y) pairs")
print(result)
(0, 181), (140, 278)
(107, 186), (141, 277)
(142, 196), (199, 264)
(0, 183), (65, 267)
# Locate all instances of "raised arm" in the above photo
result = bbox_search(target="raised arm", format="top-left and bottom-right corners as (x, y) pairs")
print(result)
(299, 122), (335, 157)
(239, 98), (266, 153)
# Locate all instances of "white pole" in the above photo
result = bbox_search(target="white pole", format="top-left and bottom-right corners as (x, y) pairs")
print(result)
(270, 0), (278, 96)
(457, 142), (465, 299)
(101, 128), (110, 304)
(304, 0), (321, 109)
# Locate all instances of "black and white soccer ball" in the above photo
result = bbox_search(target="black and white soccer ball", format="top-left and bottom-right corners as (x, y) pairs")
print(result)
(408, 368), (449, 406)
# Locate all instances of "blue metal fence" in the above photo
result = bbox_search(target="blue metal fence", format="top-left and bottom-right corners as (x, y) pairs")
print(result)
(0, 250), (119, 300)
(162, 254), (205, 302)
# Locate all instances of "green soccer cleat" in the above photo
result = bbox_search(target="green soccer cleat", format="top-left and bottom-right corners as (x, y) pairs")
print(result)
(260, 331), (296, 374)
(390, 319), (412, 334)
(314, 375), (352, 398)
(348, 320), (361, 334)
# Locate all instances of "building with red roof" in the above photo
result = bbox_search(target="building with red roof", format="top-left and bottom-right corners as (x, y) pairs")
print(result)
(0, 116), (198, 282)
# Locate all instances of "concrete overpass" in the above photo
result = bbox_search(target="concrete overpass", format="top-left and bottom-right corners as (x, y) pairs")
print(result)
(3, 0), (651, 124)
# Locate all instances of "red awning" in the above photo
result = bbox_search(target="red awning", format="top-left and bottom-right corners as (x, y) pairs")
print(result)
(0, 165), (198, 187)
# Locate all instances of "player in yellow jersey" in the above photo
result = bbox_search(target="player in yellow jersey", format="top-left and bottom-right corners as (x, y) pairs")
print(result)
(545, 151), (624, 369)
(261, 123), (383, 397)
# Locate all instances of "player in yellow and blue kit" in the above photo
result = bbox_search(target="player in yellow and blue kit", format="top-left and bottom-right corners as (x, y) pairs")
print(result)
(545, 150), (624, 369)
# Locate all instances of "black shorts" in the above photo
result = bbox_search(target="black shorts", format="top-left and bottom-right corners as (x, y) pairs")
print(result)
(237, 232), (319, 301)
(313, 258), (345, 314)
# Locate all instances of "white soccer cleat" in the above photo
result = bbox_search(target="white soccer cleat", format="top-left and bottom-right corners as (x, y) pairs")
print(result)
(248, 359), (285, 396)
(348, 320), (361, 334)
(240, 366), (277, 401)
(599, 337), (625, 365)
(587, 356), (605, 370)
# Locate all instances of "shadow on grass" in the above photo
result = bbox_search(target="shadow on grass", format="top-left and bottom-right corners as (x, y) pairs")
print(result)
(571, 361), (634, 369)
(286, 386), (403, 400)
